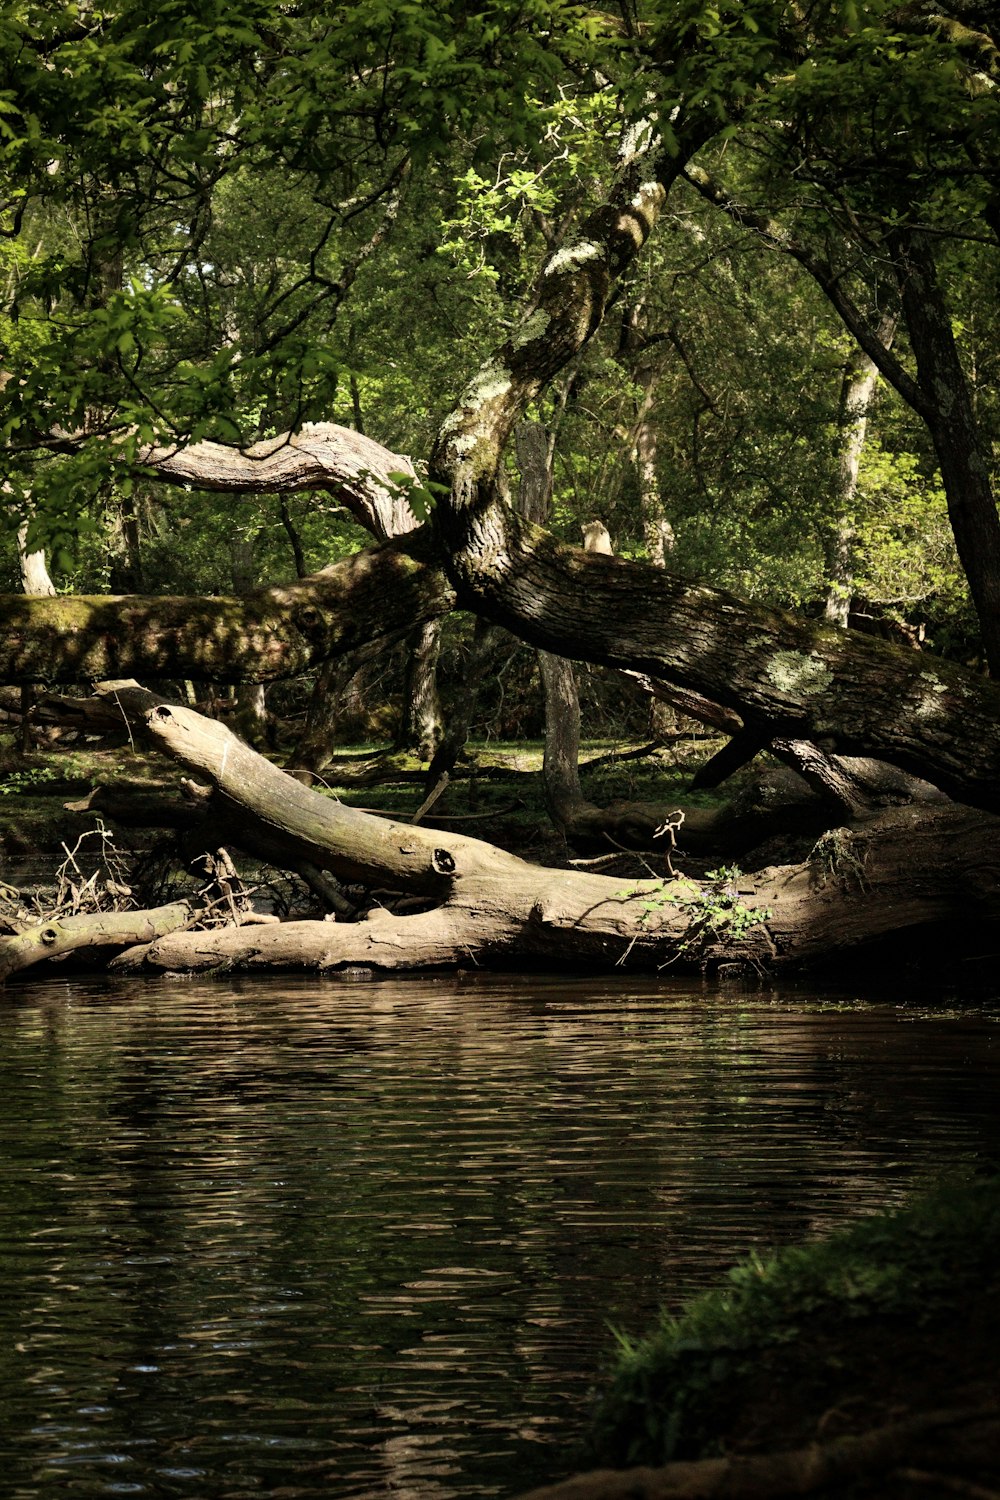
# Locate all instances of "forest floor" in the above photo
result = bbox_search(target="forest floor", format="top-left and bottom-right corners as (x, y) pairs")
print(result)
(0, 732), (731, 869)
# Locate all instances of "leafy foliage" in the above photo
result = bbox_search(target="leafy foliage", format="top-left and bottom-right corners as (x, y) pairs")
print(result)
(0, 0), (995, 660)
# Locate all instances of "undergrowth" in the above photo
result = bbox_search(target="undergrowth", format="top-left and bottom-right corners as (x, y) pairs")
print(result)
(592, 1174), (1000, 1466)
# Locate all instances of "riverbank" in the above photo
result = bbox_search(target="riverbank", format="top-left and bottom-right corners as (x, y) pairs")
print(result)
(521, 1176), (1000, 1499)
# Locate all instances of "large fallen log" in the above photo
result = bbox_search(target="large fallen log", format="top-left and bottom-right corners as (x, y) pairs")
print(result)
(81, 693), (1000, 977)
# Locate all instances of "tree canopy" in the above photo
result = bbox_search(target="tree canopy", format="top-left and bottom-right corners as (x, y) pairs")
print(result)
(1, 1), (999, 873)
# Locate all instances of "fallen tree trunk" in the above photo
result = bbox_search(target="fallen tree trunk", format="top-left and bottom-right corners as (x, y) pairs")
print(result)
(121, 802), (999, 977)
(76, 692), (1000, 977)
(0, 900), (192, 981)
(0, 530), (454, 684)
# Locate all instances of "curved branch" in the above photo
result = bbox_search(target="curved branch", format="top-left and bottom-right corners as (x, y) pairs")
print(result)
(141, 420), (418, 540)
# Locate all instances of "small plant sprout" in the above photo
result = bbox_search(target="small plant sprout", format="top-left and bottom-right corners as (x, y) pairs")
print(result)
(617, 863), (772, 964)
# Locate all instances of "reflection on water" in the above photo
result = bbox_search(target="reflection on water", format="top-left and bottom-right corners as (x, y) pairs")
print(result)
(0, 973), (997, 1498)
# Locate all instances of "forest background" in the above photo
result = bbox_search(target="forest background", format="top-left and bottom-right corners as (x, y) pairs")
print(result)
(1, 0), (999, 977)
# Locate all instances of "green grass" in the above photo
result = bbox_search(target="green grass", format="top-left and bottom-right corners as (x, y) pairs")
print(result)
(592, 1174), (1000, 1466)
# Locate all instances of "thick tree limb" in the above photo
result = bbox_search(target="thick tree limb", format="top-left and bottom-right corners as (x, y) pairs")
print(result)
(404, 115), (1000, 812)
(0, 901), (192, 981)
(140, 421), (418, 541)
(1, 509), (999, 811)
(425, 508), (1000, 814)
(0, 531), (453, 683)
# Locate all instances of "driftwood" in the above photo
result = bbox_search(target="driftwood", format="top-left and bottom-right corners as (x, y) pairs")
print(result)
(62, 689), (1000, 978)
(0, 901), (192, 980)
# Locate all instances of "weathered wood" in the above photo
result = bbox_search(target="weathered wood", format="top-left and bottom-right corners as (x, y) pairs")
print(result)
(88, 696), (1000, 976)
(141, 421), (418, 541)
(0, 900), (191, 981)
(104, 686), (533, 897)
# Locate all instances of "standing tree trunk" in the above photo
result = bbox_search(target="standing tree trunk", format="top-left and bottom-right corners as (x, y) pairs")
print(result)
(823, 321), (895, 627)
(893, 229), (1000, 673)
(230, 535), (272, 747)
(395, 619), (444, 761)
(634, 374), (679, 739)
(16, 515), (56, 753)
(517, 420), (587, 831)
(422, 616), (505, 794)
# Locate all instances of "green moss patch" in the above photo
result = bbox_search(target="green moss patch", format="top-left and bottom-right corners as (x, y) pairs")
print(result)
(593, 1175), (1000, 1466)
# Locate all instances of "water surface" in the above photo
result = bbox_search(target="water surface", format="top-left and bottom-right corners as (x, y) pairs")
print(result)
(1, 974), (997, 1498)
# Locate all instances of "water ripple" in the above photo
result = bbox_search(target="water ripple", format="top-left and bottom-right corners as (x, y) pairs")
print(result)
(0, 973), (997, 1497)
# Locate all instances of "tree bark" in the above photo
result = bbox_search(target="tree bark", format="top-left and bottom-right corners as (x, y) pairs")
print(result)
(85, 690), (1000, 979)
(892, 229), (1000, 673)
(3, 493), (1000, 812)
(517, 419), (587, 831)
(0, 530), (455, 684)
(0, 901), (192, 981)
(16, 513), (56, 753)
(823, 323), (894, 627)
(538, 649), (584, 831)
(140, 421), (420, 541)
(422, 616), (505, 792)
(395, 619), (444, 760)
(230, 534), (273, 746)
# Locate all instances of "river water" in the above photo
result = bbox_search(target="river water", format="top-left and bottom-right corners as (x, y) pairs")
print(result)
(1, 973), (998, 1499)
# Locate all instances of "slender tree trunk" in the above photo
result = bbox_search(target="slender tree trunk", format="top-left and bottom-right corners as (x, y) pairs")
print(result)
(106, 491), (145, 593)
(395, 619), (444, 761)
(16, 515), (56, 753)
(823, 324), (895, 627)
(633, 380), (680, 738)
(422, 616), (504, 793)
(894, 230), (1000, 673)
(635, 386), (675, 568)
(537, 650), (583, 829)
(17, 520), (56, 599)
(517, 420), (587, 830)
(288, 658), (344, 779)
(230, 536), (271, 746)
(287, 647), (388, 780)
